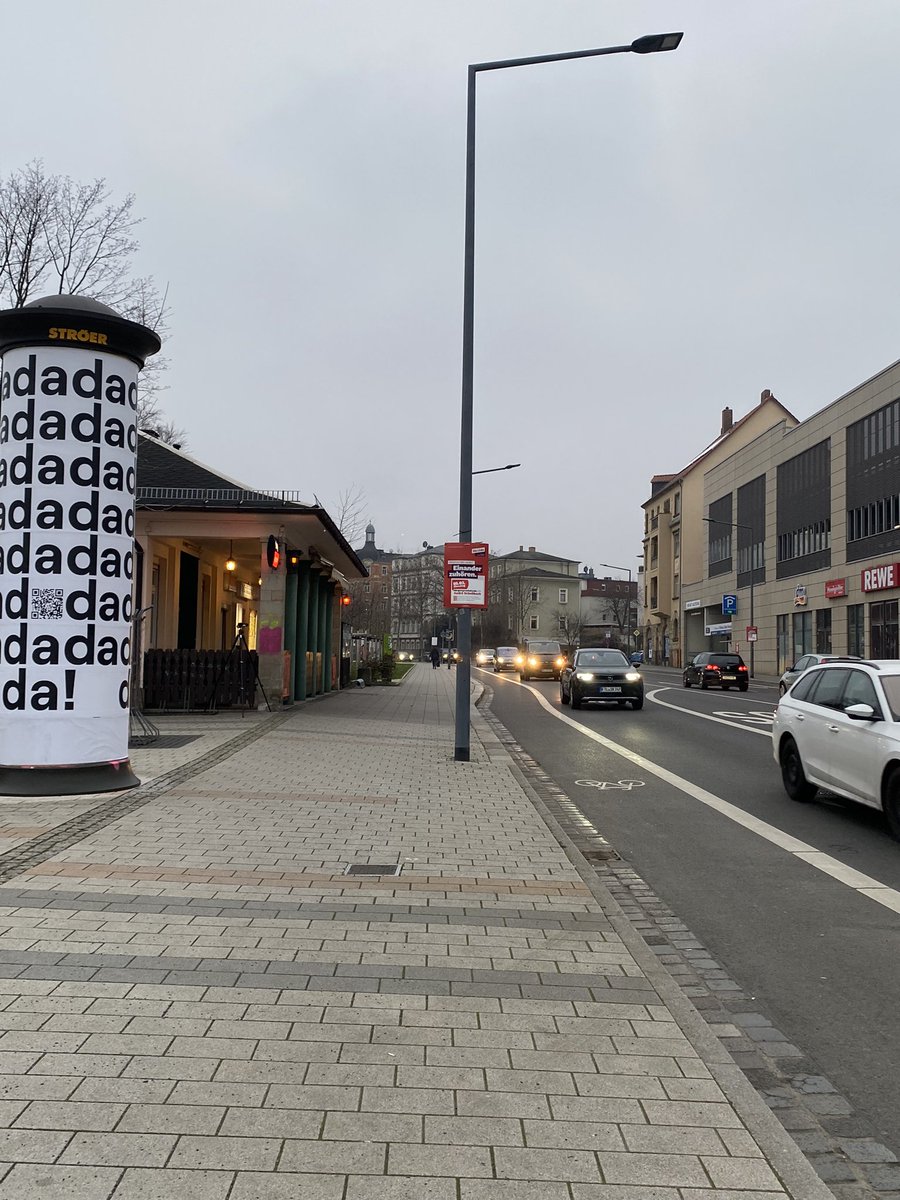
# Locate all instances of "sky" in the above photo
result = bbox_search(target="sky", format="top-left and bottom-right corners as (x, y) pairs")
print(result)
(4, 1), (900, 578)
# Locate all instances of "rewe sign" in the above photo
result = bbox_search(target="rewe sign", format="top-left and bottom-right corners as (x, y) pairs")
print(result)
(861, 563), (900, 593)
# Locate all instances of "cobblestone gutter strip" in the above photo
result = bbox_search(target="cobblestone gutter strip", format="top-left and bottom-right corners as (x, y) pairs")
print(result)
(0, 709), (292, 886)
(474, 690), (836, 1200)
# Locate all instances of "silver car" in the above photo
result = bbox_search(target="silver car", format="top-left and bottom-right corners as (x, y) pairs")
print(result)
(778, 653), (861, 696)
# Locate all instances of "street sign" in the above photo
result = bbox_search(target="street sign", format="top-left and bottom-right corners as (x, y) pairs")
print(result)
(443, 542), (489, 609)
(722, 594), (737, 615)
(746, 626), (758, 642)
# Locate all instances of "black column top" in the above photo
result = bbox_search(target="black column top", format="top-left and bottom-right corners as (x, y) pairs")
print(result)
(0, 294), (161, 367)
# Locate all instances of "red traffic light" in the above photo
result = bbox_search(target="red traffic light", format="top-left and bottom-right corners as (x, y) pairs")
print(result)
(266, 535), (281, 570)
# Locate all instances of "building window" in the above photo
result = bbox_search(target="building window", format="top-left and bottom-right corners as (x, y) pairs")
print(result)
(848, 604), (865, 657)
(650, 578), (658, 610)
(558, 588), (568, 604)
(381, 565), (388, 576)
(530, 587), (540, 602)
(363, 582), (370, 593)
(529, 614), (539, 631)
(815, 608), (832, 654)
(674, 492), (680, 516)
(558, 615), (567, 631)
(707, 493), (733, 577)
(871, 600), (899, 659)
(792, 610), (812, 660)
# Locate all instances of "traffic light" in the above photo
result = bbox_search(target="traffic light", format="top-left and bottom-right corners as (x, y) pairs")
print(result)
(266, 535), (281, 570)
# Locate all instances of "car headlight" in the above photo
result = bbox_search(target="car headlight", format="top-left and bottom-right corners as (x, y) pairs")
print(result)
(576, 672), (595, 682)
(555, 657), (565, 667)
(515, 655), (525, 665)
(625, 672), (641, 682)
(528, 657), (539, 667)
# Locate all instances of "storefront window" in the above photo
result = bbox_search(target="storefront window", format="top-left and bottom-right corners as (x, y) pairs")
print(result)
(792, 610), (812, 660)
(870, 600), (899, 659)
(848, 604), (865, 657)
(777, 614), (791, 673)
(815, 608), (832, 654)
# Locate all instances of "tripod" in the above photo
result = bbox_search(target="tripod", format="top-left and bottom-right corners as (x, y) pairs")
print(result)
(207, 624), (272, 715)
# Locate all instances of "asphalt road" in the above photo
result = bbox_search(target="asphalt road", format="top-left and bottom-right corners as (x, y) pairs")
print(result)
(479, 663), (900, 1157)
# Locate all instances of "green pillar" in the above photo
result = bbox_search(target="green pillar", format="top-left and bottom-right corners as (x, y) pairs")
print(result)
(317, 579), (328, 693)
(308, 570), (321, 695)
(322, 582), (334, 693)
(284, 567), (298, 701)
(295, 562), (310, 701)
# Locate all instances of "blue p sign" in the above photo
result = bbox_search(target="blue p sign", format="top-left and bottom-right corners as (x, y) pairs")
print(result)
(722, 594), (737, 615)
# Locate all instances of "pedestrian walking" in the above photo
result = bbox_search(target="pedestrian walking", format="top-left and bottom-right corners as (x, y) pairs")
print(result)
(430, 646), (440, 669)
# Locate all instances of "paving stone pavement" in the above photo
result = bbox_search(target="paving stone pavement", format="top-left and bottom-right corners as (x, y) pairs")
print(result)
(0, 665), (834, 1198)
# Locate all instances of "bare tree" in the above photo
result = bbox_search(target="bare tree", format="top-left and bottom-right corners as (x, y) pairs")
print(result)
(554, 609), (587, 655)
(606, 593), (637, 647)
(334, 485), (368, 547)
(0, 161), (174, 431)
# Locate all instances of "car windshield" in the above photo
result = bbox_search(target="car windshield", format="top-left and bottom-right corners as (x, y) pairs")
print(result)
(878, 675), (900, 720)
(497, 648), (516, 656)
(576, 651), (629, 668)
(709, 655), (743, 667)
(528, 642), (560, 654)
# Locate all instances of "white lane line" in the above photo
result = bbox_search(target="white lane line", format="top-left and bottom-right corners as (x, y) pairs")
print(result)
(494, 673), (900, 917)
(646, 687), (771, 737)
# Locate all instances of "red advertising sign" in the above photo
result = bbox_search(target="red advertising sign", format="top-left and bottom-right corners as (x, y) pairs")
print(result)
(746, 626), (758, 642)
(443, 542), (489, 608)
(824, 578), (847, 599)
(861, 563), (900, 593)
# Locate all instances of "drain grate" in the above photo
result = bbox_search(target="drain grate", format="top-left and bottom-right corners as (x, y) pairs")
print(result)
(146, 735), (201, 750)
(344, 863), (402, 877)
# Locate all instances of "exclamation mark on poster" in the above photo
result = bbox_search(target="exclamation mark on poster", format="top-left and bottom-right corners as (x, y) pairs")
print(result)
(64, 670), (75, 710)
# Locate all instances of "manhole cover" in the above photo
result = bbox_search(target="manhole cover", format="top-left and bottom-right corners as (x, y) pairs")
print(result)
(344, 863), (402, 877)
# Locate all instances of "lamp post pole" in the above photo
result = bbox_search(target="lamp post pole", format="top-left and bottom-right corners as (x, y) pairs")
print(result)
(597, 562), (634, 653)
(703, 516), (756, 679)
(453, 32), (683, 761)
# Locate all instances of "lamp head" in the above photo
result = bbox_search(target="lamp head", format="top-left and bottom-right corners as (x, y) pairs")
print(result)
(631, 32), (683, 54)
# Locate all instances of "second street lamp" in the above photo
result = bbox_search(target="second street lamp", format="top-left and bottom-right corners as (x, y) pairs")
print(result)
(454, 31), (684, 761)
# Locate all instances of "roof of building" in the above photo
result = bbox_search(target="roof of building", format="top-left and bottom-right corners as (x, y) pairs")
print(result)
(135, 432), (366, 576)
(355, 522), (394, 566)
(495, 547), (579, 565)
(643, 392), (798, 507)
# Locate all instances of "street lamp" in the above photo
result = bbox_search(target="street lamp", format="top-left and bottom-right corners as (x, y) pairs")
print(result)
(597, 562), (634, 653)
(702, 515), (757, 678)
(453, 31), (684, 762)
(473, 463), (521, 475)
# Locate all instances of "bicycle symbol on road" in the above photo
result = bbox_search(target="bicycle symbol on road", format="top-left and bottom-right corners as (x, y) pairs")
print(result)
(575, 779), (645, 791)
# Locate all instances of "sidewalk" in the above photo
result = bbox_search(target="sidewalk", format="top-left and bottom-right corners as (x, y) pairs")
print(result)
(0, 665), (830, 1199)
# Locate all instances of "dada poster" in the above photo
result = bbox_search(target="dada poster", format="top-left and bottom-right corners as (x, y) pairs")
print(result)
(0, 345), (137, 767)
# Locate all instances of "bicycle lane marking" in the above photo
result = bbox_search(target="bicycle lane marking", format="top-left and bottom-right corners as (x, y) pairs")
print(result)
(505, 677), (900, 916)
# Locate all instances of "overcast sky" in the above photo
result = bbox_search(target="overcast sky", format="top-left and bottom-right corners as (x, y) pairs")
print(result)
(4, 1), (900, 576)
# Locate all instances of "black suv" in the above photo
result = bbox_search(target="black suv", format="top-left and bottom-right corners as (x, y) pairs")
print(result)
(683, 652), (748, 691)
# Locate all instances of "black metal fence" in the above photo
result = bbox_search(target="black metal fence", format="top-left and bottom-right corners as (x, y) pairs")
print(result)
(142, 649), (259, 711)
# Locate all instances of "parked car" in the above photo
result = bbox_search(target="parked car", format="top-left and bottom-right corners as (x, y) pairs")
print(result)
(517, 639), (566, 681)
(475, 647), (495, 667)
(629, 650), (644, 667)
(778, 653), (862, 696)
(560, 648), (644, 710)
(493, 646), (519, 672)
(772, 660), (900, 838)
(683, 652), (748, 691)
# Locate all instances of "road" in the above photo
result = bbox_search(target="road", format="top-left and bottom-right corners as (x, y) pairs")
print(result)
(479, 663), (900, 1160)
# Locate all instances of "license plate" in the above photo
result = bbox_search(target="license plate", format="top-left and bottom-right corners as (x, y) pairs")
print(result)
(599, 686), (622, 693)
(722, 675), (736, 681)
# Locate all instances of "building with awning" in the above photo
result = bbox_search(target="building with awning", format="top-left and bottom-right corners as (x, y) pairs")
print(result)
(135, 433), (367, 709)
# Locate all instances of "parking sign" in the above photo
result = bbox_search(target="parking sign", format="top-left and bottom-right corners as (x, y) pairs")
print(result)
(722, 594), (738, 615)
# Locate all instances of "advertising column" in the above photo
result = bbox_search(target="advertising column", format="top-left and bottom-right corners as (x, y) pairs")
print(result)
(0, 295), (160, 795)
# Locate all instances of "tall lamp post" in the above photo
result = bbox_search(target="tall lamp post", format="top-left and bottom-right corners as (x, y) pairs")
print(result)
(453, 31), (684, 761)
(597, 562), (634, 653)
(703, 515), (756, 679)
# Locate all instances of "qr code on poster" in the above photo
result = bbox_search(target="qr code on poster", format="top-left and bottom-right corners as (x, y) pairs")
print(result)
(30, 588), (64, 620)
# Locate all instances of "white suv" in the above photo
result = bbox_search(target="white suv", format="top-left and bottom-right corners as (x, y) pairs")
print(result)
(773, 660), (900, 838)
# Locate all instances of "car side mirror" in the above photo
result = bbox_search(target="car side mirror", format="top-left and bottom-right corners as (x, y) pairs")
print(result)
(845, 702), (878, 721)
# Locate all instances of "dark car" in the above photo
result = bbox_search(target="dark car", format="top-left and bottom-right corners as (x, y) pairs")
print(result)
(683, 651), (748, 691)
(519, 639), (566, 681)
(559, 648), (644, 710)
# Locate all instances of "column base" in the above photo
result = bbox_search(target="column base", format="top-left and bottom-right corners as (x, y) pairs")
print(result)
(0, 760), (140, 797)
